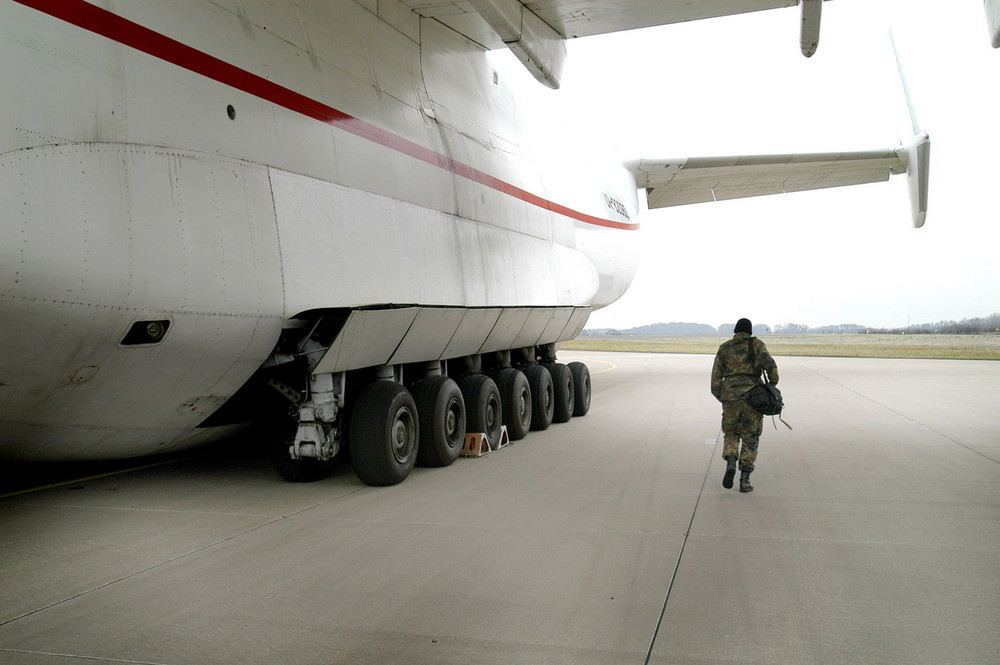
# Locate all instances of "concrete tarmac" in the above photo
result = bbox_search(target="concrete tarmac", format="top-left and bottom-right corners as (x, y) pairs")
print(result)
(1, 352), (998, 664)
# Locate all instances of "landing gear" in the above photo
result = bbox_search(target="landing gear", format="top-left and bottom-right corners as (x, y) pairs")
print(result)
(523, 364), (554, 431)
(258, 319), (593, 487)
(548, 363), (575, 424)
(459, 373), (502, 449)
(568, 361), (591, 417)
(268, 413), (338, 483)
(413, 375), (465, 468)
(349, 381), (419, 486)
(496, 367), (531, 441)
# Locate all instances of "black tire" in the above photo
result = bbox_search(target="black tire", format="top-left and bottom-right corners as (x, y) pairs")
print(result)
(548, 363), (575, 424)
(349, 381), (418, 486)
(413, 375), (465, 467)
(523, 364), (553, 431)
(459, 374), (502, 449)
(496, 368), (531, 441)
(267, 413), (337, 483)
(568, 361), (591, 417)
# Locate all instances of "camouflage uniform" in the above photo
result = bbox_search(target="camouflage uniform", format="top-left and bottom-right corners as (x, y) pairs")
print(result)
(711, 332), (779, 473)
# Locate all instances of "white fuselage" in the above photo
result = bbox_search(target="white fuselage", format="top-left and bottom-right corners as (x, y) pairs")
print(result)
(0, 0), (641, 461)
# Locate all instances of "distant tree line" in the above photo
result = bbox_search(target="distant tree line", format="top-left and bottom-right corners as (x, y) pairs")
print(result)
(719, 323), (865, 334)
(863, 313), (1000, 335)
(583, 314), (1000, 336)
(767, 323), (866, 334)
(582, 322), (716, 336)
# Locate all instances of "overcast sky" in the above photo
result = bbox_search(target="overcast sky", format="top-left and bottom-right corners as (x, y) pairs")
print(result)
(498, 1), (999, 330)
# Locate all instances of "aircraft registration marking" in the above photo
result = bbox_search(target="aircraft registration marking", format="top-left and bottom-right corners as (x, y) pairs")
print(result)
(14, 0), (640, 232)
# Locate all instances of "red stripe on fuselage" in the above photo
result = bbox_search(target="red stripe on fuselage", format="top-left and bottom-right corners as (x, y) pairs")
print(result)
(14, 0), (639, 231)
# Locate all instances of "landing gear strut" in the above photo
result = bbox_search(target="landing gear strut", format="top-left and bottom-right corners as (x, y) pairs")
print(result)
(268, 412), (338, 483)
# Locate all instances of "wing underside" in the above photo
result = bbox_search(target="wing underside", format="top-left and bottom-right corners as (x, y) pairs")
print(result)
(635, 150), (904, 209)
(405, 0), (929, 226)
(403, 1), (799, 44)
(402, 0), (816, 87)
(634, 133), (930, 229)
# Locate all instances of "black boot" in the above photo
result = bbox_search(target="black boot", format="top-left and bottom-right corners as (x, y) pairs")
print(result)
(739, 471), (753, 493)
(723, 456), (737, 489)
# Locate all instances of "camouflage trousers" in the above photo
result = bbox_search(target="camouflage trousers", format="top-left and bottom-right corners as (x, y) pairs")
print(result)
(721, 399), (763, 473)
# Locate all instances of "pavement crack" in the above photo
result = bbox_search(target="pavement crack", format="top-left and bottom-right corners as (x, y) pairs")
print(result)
(643, 434), (717, 664)
(804, 366), (998, 464)
(0, 647), (168, 664)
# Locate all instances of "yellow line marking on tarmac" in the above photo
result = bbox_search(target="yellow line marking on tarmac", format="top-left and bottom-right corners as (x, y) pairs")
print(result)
(0, 455), (201, 500)
(561, 356), (617, 374)
(589, 359), (617, 374)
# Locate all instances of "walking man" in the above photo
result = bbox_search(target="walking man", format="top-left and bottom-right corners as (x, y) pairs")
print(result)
(711, 318), (779, 492)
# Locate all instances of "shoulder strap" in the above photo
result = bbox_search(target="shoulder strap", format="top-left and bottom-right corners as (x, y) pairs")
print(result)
(748, 337), (768, 384)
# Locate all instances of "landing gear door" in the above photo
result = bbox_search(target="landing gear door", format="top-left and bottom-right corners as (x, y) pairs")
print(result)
(310, 308), (418, 375)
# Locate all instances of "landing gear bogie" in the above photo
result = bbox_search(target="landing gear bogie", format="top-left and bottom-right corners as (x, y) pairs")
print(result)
(260, 332), (593, 486)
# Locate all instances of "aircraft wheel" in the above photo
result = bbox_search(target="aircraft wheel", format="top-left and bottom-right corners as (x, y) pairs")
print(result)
(413, 375), (465, 468)
(548, 363), (575, 424)
(349, 381), (418, 486)
(496, 368), (531, 441)
(523, 364), (553, 431)
(459, 374), (502, 449)
(267, 414), (336, 483)
(568, 361), (591, 417)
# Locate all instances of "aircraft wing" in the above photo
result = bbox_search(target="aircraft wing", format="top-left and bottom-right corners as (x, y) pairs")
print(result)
(633, 136), (930, 228)
(403, 1), (824, 87)
(404, 1), (800, 42)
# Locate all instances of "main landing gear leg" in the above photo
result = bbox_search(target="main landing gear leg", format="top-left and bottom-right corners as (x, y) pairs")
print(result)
(270, 371), (343, 483)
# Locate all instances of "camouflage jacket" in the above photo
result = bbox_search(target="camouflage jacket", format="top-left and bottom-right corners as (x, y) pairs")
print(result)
(711, 332), (779, 403)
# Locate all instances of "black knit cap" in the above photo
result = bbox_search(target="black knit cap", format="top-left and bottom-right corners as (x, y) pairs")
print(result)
(734, 318), (752, 335)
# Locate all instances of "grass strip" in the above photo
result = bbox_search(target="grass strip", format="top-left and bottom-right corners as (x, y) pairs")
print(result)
(561, 334), (1000, 360)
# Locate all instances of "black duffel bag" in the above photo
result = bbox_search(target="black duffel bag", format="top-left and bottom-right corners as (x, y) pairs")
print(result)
(748, 376), (783, 416)
(746, 337), (790, 428)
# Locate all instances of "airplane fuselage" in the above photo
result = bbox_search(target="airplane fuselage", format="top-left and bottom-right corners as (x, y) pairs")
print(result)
(0, 0), (640, 461)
